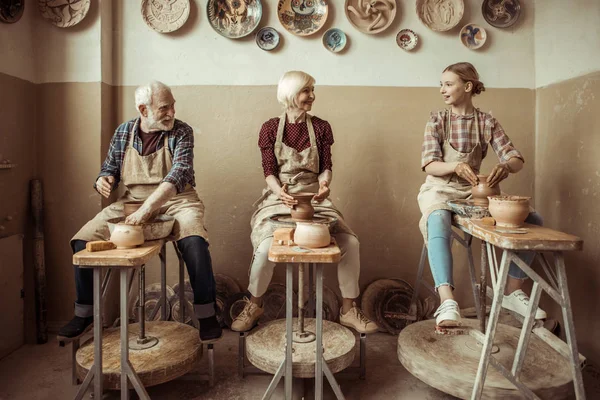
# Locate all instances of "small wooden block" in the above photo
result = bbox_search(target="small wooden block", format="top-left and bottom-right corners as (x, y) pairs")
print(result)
(273, 227), (295, 242)
(85, 241), (117, 252)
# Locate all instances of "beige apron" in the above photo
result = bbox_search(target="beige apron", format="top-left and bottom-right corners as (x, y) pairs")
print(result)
(250, 113), (354, 249)
(72, 119), (208, 243)
(417, 110), (482, 241)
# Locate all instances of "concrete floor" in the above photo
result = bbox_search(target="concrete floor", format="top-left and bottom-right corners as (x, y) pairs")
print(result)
(0, 329), (456, 400)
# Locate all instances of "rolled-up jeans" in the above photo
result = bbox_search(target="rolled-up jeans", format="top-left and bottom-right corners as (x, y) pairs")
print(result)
(427, 210), (543, 289)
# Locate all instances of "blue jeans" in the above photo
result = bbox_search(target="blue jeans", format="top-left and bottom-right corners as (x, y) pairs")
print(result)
(427, 210), (543, 289)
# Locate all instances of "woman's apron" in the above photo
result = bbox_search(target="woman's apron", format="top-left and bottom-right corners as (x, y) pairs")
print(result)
(250, 113), (354, 249)
(417, 110), (483, 241)
(72, 119), (208, 243)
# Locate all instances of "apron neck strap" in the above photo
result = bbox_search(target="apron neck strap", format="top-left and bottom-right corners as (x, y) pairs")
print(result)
(130, 118), (140, 147)
(275, 113), (317, 147)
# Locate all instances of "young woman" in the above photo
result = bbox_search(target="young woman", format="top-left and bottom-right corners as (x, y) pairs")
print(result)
(418, 62), (546, 327)
(231, 71), (378, 334)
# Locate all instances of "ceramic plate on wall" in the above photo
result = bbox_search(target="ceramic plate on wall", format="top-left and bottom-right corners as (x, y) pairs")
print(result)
(256, 27), (281, 51)
(277, 0), (329, 37)
(0, 0), (24, 23)
(396, 28), (418, 51)
(416, 0), (463, 32)
(322, 28), (347, 53)
(482, 0), (520, 28)
(38, 0), (90, 28)
(344, 0), (397, 35)
(460, 23), (487, 50)
(141, 0), (190, 33)
(208, 0), (262, 39)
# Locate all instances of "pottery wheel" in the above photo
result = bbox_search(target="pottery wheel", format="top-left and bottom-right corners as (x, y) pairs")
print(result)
(397, 319), (573, 399)
(76, 321), (201, 389)
(246, 318), (355, 378)
(269, 214), (338, 227)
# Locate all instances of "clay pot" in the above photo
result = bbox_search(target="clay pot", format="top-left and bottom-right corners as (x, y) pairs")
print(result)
(294, 222), (330, 248)
(109, 223), (145, 249)
(487, 195), (530, 228)
(123, 201), (144, 217)
(290, 192), (315, 221)
(471, 175), (501, 206)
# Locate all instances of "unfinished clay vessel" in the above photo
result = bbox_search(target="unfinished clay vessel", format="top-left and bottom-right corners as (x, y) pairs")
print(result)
(294, 222), (330, 248)
(123, 201), (144, 217)
(290, 192), (315, 221)
(471, 175), (501, 206)
(487, 195), (530, 228)
(109, 223), (144, 249)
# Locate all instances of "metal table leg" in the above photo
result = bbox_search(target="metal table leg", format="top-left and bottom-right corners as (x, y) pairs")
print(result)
(285, 263), (293, 399)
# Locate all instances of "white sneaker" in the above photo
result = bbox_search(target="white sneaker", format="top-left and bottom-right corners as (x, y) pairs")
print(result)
(434, 299), (461, 327)
(502, 289), (547, 319)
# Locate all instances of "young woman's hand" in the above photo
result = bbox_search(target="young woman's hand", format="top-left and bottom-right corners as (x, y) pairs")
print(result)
(279, 184), (298, 208)
(454, 162), (479, 186)
(313, 181), (330, 202)
(487, 163), (510, 187)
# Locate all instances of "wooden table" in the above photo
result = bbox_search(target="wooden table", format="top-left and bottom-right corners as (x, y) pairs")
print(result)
(453, 217), (585, 400)
(72, 240), (164, 400)
(262, 236), (345, 400)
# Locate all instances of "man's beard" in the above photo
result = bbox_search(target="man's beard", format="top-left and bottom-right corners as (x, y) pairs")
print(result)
(146, 108), (175, 131)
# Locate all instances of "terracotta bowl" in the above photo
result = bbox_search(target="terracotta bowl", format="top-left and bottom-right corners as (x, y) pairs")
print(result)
(109, 223), (144, 249)
(487, 195), (530, 228)
(123, 201), (144, 217)
(471, 175), (501, 206)
(290, 192), (316, 221)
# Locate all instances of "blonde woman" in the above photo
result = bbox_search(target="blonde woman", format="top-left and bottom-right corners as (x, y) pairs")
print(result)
(232, 71), (378, 334)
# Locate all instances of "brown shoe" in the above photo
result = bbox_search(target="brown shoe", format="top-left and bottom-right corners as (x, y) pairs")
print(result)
(231, 298), (264, 332)
(339, 302), (379, 334)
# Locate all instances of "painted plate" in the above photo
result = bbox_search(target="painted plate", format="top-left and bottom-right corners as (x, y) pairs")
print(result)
(322, 28), (347, 53)
(344, 0), (396, 35)
(0, 0), (24, 23)
(416, 0), (464, 32)
(141, 0), (190, 33)
(482, 0), (521, 29)
(38, 0), (90, 28)
(256, 27), (280, 51)
(277, 0), (329, 37)
(208, 0), (262, 39)
(459, 23), (487, 50)
(396, 28), (418, 51)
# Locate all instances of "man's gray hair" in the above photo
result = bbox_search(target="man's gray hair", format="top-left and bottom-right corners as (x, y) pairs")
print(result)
(134, 81), (172, 110)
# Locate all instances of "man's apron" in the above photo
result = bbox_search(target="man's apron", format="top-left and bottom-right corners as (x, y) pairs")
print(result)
(250, 114), (354, 249)
(417, 110), (482, 241)
(72, 120), (208, 243)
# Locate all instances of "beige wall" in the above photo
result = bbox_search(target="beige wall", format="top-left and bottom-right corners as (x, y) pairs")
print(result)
(535, 71), (600, 363)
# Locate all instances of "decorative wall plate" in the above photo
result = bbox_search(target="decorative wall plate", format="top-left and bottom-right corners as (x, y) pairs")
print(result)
(460, 23), (487, 50)
(416, 0), (463, 32)
(482, 0), (521, 28)
(0, 0), (24, 23)
(208, 0), (262, 39)
(322, 28), (347, 53)
(277, 0), (329, 37)
(141, 0), (190, 33)
(345, 0), (396, 35)
(396, 28), (418, 51)
(38, 0), (90, 28)
(256, 26), (280, 51)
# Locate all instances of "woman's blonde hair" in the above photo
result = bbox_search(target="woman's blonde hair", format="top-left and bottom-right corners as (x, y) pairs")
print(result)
(443, 62), (486, 96)
(277, 71), (315, 109)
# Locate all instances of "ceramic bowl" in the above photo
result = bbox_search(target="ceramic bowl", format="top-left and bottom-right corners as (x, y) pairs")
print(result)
(277, 0), (329, 37)
(487, 195), (530, 228)
(322, 28), (347, 53)
(256, 27), (280, 51)
(416, 0), (464, 32)
(207, 0), (262, 39)
(460, 23), (487, 50)
(141, 0), (190, 33)
(294, 222), (331, 248)
(38, 0), (91, 28)
(110, 223), (145, 249)
(396, 29), (418, 51)
(345, 0), (397, 35)
(107, 214), (175, 241)
(482, 0), (521, 29)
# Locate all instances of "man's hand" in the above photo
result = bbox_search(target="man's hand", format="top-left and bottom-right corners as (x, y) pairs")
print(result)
(279, 184), (298, 209)
(313, 181), (330, 202)
(487, 163), (510, 188)
(125, 205), (154, 225)
(95, 176), (115, 198)
(454, 162), (479, 186)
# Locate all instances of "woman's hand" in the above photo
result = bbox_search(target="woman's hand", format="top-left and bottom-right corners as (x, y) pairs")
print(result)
(487, 163), (510, 187)
(279, 184), (298, 208)
(454, 162), (479, 186)
(313, 181), (330, 202)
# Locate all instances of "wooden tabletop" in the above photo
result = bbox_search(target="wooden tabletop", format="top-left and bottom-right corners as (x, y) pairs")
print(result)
(73, 240), (165, 268)
(454, 216), (583, 252)
(268, 240), (341, 264)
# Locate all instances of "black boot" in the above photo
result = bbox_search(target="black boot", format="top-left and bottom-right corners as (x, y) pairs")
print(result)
(198, 315), (222, 343)
(57, 316), (93, 342)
